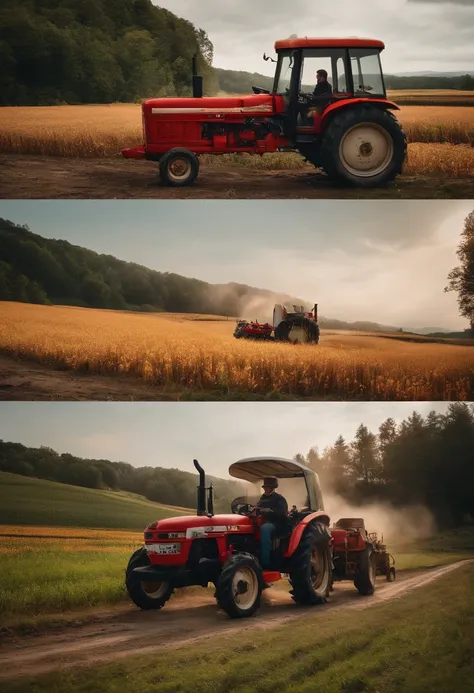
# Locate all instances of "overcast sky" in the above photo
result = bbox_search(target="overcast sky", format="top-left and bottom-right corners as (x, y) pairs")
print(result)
(0, 402), (454, 478)
(156, 0), (474, 74)
(1, 200), (470, 329)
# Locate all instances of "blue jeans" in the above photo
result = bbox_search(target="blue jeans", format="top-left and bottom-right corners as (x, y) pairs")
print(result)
(260, 522), (276, 569)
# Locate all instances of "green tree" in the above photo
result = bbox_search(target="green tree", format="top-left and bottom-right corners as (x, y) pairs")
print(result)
(445, 210), (474, 335)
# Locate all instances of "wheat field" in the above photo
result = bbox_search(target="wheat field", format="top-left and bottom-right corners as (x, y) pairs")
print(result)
(0, 102), (472, 177)
(1, 302), (472, 400)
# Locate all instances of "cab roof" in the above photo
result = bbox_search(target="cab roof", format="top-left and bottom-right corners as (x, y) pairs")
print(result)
(275, 37), (385, 50)
(229, 457), (310, 483)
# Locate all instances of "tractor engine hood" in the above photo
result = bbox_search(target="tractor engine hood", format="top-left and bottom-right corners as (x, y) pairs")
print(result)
(152, 514), (254, 535)
(143, 94), (279, 117)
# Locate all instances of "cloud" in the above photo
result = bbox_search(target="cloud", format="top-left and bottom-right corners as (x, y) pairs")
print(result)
(156, 0), (474, 73)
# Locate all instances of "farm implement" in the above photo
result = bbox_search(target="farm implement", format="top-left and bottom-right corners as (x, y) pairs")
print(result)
(330, 517), (396, 594)
(122, 37), (406, 188)
(126, 458), (395, 619)
(233, 303), (320, 344)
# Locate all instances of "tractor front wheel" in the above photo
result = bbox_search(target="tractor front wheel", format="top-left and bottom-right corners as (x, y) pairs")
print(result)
(288, 521), (332, 605)
(320, 107), (406, 187)
(159, 148), (200, 187)
(125, 547), (174, 610)
(354, 547), (377, 595)
(216, 553), (263, 618)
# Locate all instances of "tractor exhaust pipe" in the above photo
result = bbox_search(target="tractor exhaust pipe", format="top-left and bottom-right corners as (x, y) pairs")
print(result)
(207, 483), (214, 517)
(193, 459), (206, 516)
(313, 303), (318, 322)
(192, 54), (203, 98)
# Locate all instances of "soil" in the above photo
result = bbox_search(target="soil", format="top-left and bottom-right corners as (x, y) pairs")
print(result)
(1, 155), (473, 199)
(0, 354), (179, 401)
(0, 561), (469, 680)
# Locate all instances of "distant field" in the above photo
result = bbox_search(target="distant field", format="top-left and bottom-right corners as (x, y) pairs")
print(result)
(0, 471), (191, 529)
(0, 101), (472, 179)
(1, 302), (473, 400)
(388, 89), (474, 106)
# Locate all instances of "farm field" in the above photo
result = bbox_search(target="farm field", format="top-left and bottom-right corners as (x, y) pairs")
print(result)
(0, 302), (473, 401)
(1, 471), (472, 632)
(0, 98), (472, 199)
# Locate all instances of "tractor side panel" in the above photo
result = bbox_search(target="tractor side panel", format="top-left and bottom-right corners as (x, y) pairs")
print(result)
(141, 95), (288, 155)
(317, 98), (401, 134)
(283, 511), (330, 558)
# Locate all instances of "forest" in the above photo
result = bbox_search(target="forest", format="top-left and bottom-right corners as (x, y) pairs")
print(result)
(1, 403), (473, 528)
(0, 217), (303, 316)
(0, 217), (407, 331)
(0, 0), (217, 105)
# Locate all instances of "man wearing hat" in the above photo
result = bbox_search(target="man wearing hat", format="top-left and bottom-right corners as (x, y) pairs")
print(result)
(256, 477), (289, 569)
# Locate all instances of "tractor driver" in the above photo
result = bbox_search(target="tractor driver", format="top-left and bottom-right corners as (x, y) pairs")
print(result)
(255, 478), (288, 569)
(313, 69), (333, 98)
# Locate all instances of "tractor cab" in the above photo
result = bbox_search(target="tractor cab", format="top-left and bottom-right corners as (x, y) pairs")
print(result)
(229, 456), (325, 530)
(262, 38), (390, 138)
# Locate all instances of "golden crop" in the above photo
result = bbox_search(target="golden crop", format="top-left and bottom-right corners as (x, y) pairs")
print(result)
(0, 101), (472, 177)
(1, 302), (472, 400)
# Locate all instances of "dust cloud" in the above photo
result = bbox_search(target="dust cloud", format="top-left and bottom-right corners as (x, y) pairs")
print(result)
(204, 283), (306, 322)
(324, 492), (436, 543)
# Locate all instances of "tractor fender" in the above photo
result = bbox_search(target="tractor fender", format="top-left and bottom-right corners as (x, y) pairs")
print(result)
(319, 98), (400, 133)
(283, 511), (330, 558)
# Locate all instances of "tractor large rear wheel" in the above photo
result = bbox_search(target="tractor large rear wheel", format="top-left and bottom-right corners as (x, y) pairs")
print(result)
(288, 522), (332, 605)
(274, 316), (320, 344)
(354, 547), (377, 596)
(125, 547), (174, 610)
(216, 552), (263, 618)
(319, 107), (406, 187)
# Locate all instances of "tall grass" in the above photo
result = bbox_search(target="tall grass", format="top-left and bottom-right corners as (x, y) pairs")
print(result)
(1, 302), (473, 400)
(0, 103), (472, 175)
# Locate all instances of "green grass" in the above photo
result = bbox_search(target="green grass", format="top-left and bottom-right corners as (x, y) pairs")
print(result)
(0, 471), (192, 529)
(3, 562), (473, 693)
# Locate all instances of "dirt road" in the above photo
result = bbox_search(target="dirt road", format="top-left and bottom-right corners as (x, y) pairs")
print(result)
(1, 155), (473, 199)
(0, 354), (175, 401)
(0, 561), (469, 680)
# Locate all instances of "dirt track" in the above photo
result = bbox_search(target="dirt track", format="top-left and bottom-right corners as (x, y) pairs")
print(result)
(0, 354), (175, 401)
(0, 561), (469, 680)
(1, 155), (473, 199)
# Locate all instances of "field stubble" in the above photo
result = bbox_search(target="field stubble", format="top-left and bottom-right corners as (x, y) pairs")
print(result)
(0, 102), (473, 178)
(0, 302), (472, 400)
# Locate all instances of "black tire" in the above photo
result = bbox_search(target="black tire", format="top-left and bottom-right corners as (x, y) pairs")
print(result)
(215, 552), (263, 618)
(125, 547), (174, 610)
(159, 148), (199, 187)
(319, 107), (407, 187)
(354, 547), (377, 596)
(288, 522), (332, 605)
(387, 567), (396, 582)
(274, 316), (320, 344)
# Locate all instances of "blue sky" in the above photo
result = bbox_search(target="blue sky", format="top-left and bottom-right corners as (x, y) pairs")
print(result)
(0, 402), (454, 478)
(0, 200), (471, 329)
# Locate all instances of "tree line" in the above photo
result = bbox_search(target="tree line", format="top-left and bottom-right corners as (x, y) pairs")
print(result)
(0, 440), (242, 514)
(1, 403), (473, 528)
(0, 0), (218, 106)
(296, 403), (474, 528)
(0, 217), (286, 316)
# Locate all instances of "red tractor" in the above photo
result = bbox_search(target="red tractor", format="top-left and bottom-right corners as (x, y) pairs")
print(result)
(122, 38), (406, 188)
(125, 458), (332, 619)
(233, 303), (320, 344)
(330, 517), (396, 595)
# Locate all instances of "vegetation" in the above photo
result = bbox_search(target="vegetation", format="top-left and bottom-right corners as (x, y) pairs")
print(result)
(2, 563), (473, 692)
(0, 458), (239, 521)
(0, 217), (305, 314)
(216, 67), (474, 97)
(446, 210), (474, 334)
(0, 0), (217, 106)
(298, 403), (474, 527)
(1, 103), (473, 159)
(1, 302), (473, 401)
